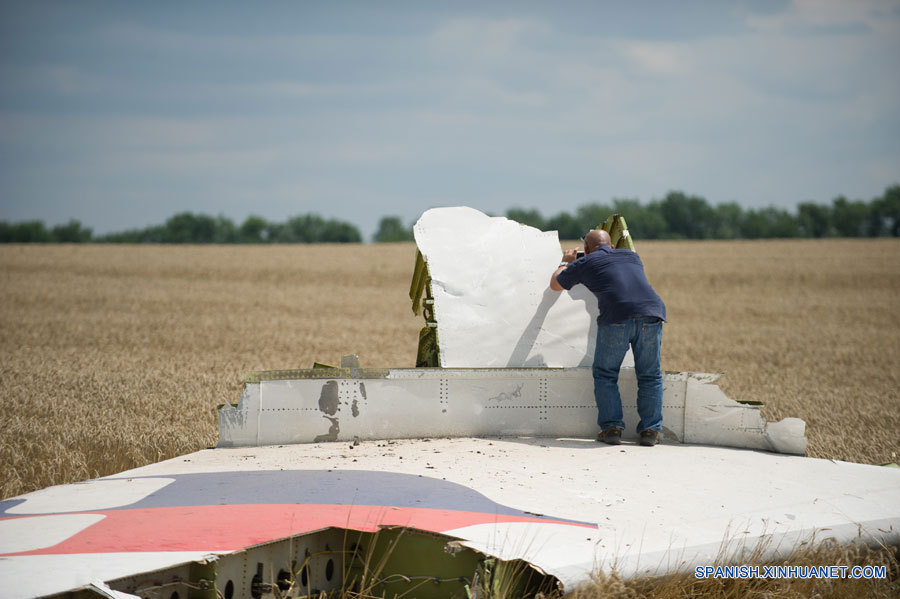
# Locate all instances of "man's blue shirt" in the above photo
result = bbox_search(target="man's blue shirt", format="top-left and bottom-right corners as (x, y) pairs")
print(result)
(555, 246), (666, 326)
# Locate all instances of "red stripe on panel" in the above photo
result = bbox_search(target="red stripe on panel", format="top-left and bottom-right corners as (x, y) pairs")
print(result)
(1, 504), (594, 556)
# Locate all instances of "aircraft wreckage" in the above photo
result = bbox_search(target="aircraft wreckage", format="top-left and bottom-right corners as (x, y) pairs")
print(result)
(1, 207), (898, 599)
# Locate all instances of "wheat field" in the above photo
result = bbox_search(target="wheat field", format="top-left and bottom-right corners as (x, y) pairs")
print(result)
(1, 240), (899, 500)
(2, 240), (899, 597)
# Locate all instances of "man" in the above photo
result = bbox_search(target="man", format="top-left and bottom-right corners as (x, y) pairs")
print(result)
(550, 229), (666, 446)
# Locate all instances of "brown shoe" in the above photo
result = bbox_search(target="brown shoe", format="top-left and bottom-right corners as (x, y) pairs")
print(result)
(639, 429), (659, 446)
(598, 426), (623, 445)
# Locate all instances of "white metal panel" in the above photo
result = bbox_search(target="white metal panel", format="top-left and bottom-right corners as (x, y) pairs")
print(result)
(0, 552), (210, 599)
(6, 478), (174, 515)
(413, 206), (635, 368)
(86, 580), (142, 599)
(683, 375), (807, 454)
(218, 368), (805, 454)
(0, 514), (104, 554)
(4, 438), (894, 596)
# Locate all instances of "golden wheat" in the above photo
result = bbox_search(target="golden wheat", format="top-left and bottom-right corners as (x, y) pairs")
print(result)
(568, 538), (899, 599)
(1, 239), (898, 501)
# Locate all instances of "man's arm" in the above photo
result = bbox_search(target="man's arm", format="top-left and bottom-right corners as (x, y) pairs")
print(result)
(550, 249), (579, 291)
(549, 264), (567, 291)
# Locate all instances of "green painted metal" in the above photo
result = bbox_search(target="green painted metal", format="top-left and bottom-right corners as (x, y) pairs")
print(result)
(188, 559), (218, 599)
(467, 557), (560, 599)
(245, 365), (578, 384)
(341, 528), (557, 599)
(599, 213), (635, 251)
(410, 249), (429, 316)
(410, 248), (440, 367)
(416, 325), (440, 368)
(243, 368), (391, 383)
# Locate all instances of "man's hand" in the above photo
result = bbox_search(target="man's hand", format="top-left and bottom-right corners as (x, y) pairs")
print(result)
(550, 248), (579, 291)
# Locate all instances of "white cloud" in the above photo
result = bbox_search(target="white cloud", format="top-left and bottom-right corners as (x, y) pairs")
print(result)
(2, 3), (897, 233)
(747, 0), (897, 33)
(441, 76), (549, 109)
(619, 41), (697, 78)
(1, 64), (104, 96)
(429, 16), (552, 62)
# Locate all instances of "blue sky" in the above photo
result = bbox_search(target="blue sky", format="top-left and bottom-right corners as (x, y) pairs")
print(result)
(1, 1), (898, 239)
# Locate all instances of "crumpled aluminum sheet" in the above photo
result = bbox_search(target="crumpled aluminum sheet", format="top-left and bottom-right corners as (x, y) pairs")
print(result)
(415, 206), (634, 368)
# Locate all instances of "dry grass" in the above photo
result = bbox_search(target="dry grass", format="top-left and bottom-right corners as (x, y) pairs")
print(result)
(0, 243), (419, 498)
(636, 239), (900, 465)
(568, 538), (899, 599)
(1, 240), (898, 499)
(1, 240), (899, 597)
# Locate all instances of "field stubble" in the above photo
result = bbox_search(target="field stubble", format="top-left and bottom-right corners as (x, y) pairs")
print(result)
(1, 240), (898, 500)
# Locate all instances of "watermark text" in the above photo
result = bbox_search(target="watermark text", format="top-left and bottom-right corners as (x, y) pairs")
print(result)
(694, 565), (886, 579)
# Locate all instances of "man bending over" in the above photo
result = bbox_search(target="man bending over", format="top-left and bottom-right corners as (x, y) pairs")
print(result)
(550, 229), (667, 446)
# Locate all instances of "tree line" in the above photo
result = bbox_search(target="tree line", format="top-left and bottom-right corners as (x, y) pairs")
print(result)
(0, 212), (361, 244)
(504, 185), (900, 240)
(377, 185), (900, 241)
(2, 185), (898, 243)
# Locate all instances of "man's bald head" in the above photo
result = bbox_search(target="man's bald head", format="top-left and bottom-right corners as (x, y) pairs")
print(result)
(584, 229), (612, 253)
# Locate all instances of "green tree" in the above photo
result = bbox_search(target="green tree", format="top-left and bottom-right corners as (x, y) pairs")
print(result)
(739, 209), (766, 238)
(797, 202), (832, 238)
(320, 219), (362, 243)
(546, 212), (583, 240)
(91, 212), (362, 243)
(239, 215), (268, 243)
(373, 216), (414, 242)
(575, 203), (614, 231)
(831, 196), (869, 237)
(738, 207), (799, 238)
(51, 219), (93, 242)
(213, 215), (238, 243)
(283, 214), (325, 242)
(762, 207), (799, 238)
(613, 198), (668, 239)
(98, 225), (166, 243)
(272, 214), (361, 243)
(263, 222), (286, 242)
(658, 191), (716, 239)
(885, 185), (900, 237)
(506, 208), (546, 230)
(162, 212), (218, 243)
(712, 202), (744, 239)
(870, 185), (900, 237)
(0, 220), (52, 242)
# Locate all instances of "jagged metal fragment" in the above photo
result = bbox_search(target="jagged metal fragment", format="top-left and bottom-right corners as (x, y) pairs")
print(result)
(218, 367), (807, 455)
(413, 206), (617, 368)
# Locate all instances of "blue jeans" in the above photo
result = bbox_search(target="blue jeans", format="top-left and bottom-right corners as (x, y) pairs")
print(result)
(593, 316), (663, 432)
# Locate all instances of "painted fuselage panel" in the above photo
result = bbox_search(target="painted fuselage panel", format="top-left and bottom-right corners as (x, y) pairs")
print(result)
(1, 437), (898, 598)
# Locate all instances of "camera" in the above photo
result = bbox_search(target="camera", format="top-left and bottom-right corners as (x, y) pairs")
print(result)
(576, 251), (585, 259)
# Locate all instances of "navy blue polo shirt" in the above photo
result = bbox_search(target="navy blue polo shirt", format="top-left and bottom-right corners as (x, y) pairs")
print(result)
(556, 246), (666, 326)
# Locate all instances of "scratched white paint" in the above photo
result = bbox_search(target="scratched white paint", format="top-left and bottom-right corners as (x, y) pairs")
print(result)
(0, 552), (208, 599)
(87, 580), (142, 599)
(2, 439), (897, 596)
(217, 368), (807, 455)
(0, 513), (105, 554)
(414, 206), (633, 368)
(6, 477), (174, 515)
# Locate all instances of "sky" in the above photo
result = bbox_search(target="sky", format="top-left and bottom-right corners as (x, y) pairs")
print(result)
(1, 1), (898, 240)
